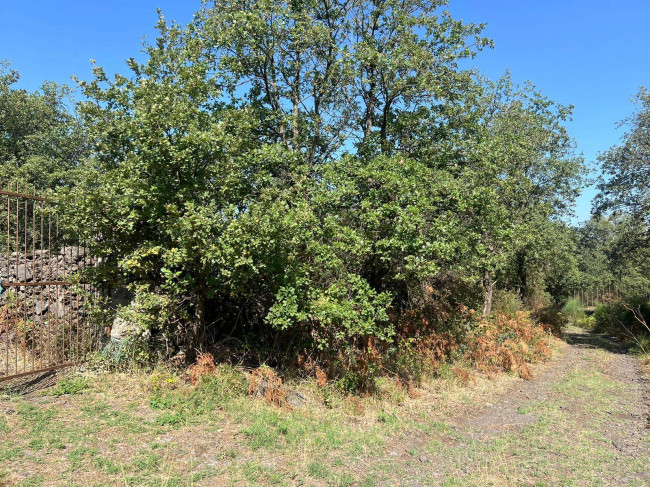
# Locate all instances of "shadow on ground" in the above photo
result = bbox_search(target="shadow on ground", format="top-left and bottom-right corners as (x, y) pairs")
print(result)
(0, 369), (63, 396)
(563, 327), (633, 354)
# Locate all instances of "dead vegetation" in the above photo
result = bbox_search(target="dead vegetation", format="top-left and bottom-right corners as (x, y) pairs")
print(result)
(466, 311), (554, 379)
(1, 325), (648, 487)
(248, 365), (289, 408)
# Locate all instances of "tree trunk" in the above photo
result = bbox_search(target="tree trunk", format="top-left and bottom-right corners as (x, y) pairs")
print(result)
(482, 269), (495, 318)
(189, 291), (206, 361)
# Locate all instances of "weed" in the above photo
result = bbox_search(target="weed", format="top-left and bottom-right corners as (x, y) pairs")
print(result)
(308, 462), (330, 479)
(248, 366), (288, 408)
(221, 447), (238, 459)
(92, 456), (121, 474)
(148, 365), (247, 424)
(130, 451), (161, 472)
(149, 368), (179, 392)
(50, 376), (89, 396)
(155, 411), (185, 427)
(378, 411), (398, 424)
(188, 352), (216, 385)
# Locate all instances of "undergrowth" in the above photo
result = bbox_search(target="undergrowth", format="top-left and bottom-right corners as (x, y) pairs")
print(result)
(163, 309), (556, 410)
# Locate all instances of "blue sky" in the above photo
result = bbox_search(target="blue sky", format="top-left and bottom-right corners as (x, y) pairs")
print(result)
(2, 0), (649, 223)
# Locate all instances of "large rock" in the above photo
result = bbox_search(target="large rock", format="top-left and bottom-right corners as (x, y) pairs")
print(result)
(16, 263), (33, 282)
(110, 316), (134, 340)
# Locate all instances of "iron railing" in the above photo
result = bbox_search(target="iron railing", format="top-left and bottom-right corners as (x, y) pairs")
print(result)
(0, 183), (102, 382)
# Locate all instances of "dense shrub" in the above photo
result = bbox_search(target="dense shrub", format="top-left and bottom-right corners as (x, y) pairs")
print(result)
(593, 298), (650, 337)
(50, 1), (583, 390)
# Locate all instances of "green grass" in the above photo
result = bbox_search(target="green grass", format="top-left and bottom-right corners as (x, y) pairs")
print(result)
(1, 342), (648, 487)
(50, 376), (89, 396)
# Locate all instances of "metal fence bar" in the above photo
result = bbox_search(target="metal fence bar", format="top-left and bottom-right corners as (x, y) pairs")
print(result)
(0, 183), (102, 383)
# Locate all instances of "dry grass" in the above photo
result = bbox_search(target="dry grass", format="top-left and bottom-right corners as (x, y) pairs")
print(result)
(248, 365), (289, 408)
(3, 326), (647, 487)
(187, 351), (216, 385)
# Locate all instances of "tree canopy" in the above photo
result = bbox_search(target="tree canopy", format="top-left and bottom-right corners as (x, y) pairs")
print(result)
(0, 61), (86, 190)
(3, 1), (587, 389)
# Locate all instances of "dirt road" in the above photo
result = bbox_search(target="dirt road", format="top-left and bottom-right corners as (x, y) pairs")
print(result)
(376, 327), (650, 486)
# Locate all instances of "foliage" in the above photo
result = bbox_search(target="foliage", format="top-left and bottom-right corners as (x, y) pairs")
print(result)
(50, 376), (89, 396)
(571, 88), (650, 345)
(8, 2), (584, 389)
(593, 297), (650, 338)
(0, 61), (86, 190)
(573, 216), (650, 293)
(595, 87), (650, 230)
(492, 290), (523, 318)
(562, 298), (585, 326)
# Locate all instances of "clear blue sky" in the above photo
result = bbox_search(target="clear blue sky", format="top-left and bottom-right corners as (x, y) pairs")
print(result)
(2, 0), (649, 223)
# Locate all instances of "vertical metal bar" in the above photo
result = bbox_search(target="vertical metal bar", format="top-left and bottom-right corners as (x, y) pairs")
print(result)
(39, 198), (44, 367)
(75, 204), (81, 361)
(4, 190), (9, 377)
(62, 213), (67, 363)
(32, 188), (36, 278)
(47, 204), (52, 366)
(24, 188), (32, 372)
(14, 182), (19, 374)
(55, 214), (60, 363)
(84, 242), (89, 359)
(82, 236), (88, 356)
(47, 208), (52, 365)
(33, 193), (42, 369)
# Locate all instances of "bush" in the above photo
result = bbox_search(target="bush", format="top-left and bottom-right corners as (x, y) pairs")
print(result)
(562, 298), (585, 325)
(492, 290), (523, 318)
(593, 297), (650, 338)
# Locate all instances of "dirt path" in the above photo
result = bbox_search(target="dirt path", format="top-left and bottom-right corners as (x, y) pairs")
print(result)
(375, 327), (650, 486)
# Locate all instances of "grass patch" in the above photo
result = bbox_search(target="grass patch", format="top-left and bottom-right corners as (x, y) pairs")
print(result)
(49, 376), (89, 396)
(1, 336), (647, 487)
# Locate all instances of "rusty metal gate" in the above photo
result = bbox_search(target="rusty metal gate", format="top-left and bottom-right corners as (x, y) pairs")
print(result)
(0, 183), (102, 382)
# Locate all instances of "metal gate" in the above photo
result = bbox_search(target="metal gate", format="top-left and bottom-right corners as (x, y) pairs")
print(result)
(0, 183), (102, 382)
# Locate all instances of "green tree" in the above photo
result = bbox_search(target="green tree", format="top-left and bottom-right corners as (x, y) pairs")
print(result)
(203, 0), (491, 160)
(66, 3), (585, 387)
(458, 75), (583, 315)
(0, 61), (85, 190)
(70, 15), (282, 355)
(596, 88), (650, 229)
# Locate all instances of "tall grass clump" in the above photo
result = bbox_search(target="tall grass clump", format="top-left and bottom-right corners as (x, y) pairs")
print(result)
(562, 298), (585, 325)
